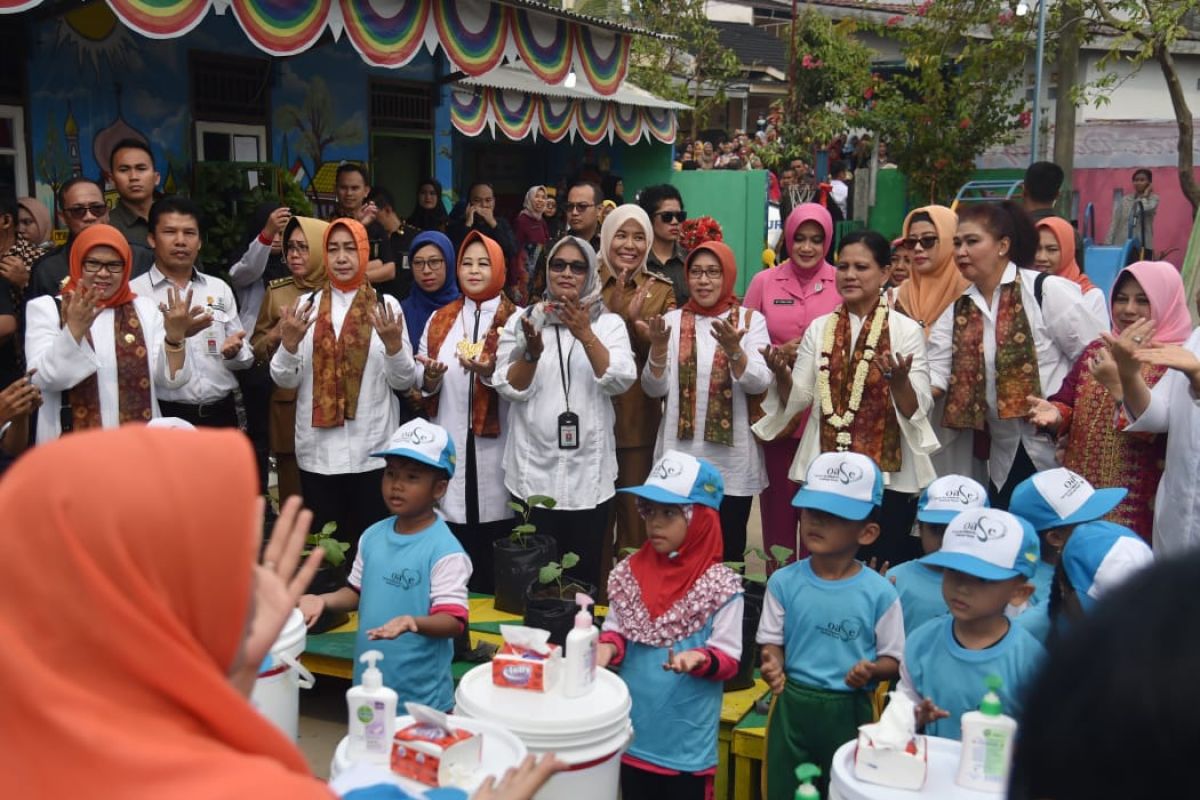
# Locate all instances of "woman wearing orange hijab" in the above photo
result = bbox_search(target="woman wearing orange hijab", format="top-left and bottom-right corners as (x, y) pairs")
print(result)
(270, 218), (418, 555)
(417, 230), (520, 592)
(1035, 216), (1109, 325)
(24, 223), (193, 442)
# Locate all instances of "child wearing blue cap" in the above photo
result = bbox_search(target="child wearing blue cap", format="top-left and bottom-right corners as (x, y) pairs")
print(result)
(298, 419), (471, 711)
(886, 475), (990, 635)
(756, 451), (904, 800)
(597, 450), (743, 800)
(1055, 520), (1153, 621)
(898, 507), (1047, 739)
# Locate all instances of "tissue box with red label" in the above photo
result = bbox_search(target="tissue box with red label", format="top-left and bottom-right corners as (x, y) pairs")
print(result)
(491, 642), (561, 692)
(853, 730), (928, 790)
(391, 722), (481, 787)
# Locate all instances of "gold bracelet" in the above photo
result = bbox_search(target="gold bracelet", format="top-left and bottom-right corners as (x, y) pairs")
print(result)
(164, 338), (185, 353)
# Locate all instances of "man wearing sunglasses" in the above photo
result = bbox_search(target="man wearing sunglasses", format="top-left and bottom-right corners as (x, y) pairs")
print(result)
(27, 177), (153, 301)
(639, 184), (689, 304)
(563, 181), (604, 251)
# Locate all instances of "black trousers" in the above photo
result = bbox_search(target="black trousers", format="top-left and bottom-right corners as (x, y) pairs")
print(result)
(857, 489), (920, 568)
(159, 395), (239, 430)
(449, 429), (514, 594)
(620, 763), (709, 800)
(237, 367), (273, 494)
(989, 442), (1038, 511)
(720, 494), (754, 564)
(299, 469), (388, 563)
(529, 499), (614, 594)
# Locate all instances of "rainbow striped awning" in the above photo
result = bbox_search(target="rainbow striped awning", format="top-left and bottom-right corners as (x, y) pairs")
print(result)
(2, 0), (643, 97)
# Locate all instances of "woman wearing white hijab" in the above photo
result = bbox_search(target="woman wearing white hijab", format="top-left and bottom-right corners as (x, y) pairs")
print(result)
(494, 236), (637, 592)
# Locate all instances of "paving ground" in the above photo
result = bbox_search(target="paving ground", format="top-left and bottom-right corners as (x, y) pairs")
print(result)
(296, 500), (766, 776)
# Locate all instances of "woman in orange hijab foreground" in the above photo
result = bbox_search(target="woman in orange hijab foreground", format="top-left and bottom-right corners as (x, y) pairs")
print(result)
(0, 426), (558, 798)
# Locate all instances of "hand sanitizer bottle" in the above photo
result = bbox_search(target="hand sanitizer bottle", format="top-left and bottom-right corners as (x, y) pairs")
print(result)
(346, 649), (398, 764)
(794, 763), (822, 799)
(563, 593), (598, 698)
(956, 674), (1017, 792)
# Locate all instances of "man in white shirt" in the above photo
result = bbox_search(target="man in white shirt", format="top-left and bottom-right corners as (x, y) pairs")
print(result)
(130, 196), (252, 428)
(829, 160), (850, 219)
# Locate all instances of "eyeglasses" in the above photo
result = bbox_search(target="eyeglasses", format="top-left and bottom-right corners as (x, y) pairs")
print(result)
(563, 202), (594, 214)
(655, 211), (687, 224)
(412, 257), (445, 272)
(285, 243), (309, 255)
(635, 500), (685, 521)
(905, 235), (940, 250)
(65, 203), (108, 220)
(688, 267), (723, 280)
(81, 258), (125, 275)
(548, 258), (589, 275)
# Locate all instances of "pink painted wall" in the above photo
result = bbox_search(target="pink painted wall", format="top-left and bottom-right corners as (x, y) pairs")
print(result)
(1074, 166), (1200, 267)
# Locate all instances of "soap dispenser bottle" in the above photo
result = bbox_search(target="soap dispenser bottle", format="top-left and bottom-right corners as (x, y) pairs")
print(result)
(794, 763), (822, 799)
(563, 592), (598, 698)
(956, 674), (1017, 792)
(346, 649), (398, 764)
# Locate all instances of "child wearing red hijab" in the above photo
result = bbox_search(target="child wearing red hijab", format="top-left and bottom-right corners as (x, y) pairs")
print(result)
(597, 451), (743, 800)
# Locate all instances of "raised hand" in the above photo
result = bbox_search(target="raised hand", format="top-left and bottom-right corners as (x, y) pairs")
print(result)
(458, 352), (496, 379)
(221, 330), (247, 360)
(879, 351), (913, 387)
(367, 614), (419, 640)
(0, 374), (42, 425)
(278, 296), (316, 353)
(1025, 395), (1062, 429)
(635, 314), (671, 351)
(1135, 342), (1200, 378)
(62, 284), (102, 343)
(558, 298), (592, 341)
(866, 556), (890, 577)
(1101, 318), (1155, 376)
(0, 254), (30, 289)
(368, 300), (406, 356)
(262, 206), (292, 239)
(1089, 346), (1122, 395)
(418, 354), (449, 388)
(357, 201), (379, 226)
(520, 316), (544, 360)
(626, 284), (652, 323)
(760, 344), (793, 385)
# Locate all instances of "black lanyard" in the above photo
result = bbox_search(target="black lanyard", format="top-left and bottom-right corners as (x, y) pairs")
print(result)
(553, 326), (577, 412)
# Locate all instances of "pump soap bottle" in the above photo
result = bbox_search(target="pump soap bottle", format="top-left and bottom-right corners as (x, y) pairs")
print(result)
(563, 592), (598, 698)
(956, 674), (1017, 792)
(347, 649), (398, 764)
(794, 763), (822, 799)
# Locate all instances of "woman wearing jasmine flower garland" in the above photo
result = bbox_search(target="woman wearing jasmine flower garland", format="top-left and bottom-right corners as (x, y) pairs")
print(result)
(753, 230), (938, 565)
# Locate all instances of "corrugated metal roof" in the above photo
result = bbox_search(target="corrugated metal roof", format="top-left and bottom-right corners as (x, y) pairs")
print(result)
(497, 0), (672, 40)
(458, 64), (692, 110)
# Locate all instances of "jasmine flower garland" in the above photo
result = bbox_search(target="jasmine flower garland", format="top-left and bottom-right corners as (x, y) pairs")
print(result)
(818, 294), (888, 450)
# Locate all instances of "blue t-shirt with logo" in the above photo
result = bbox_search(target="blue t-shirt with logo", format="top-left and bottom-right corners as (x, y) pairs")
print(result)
(901, 616), (1046, 740)
(352, 517), (465, 711)
(887, 560), (949, 635)
(764, 559), (905, 692)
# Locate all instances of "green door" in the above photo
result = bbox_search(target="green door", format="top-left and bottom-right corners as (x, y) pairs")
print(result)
(370, 133), (432, 211)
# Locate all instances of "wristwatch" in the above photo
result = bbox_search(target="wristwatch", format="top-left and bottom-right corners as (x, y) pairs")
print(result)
(523, 348), (540, 363)
(726, 349), (744, 362)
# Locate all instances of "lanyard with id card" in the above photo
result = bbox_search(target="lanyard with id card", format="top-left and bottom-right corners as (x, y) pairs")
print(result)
(554, 327), (579, 449)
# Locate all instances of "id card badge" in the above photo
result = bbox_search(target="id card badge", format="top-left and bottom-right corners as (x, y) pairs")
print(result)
(557, 411), (580, 450)
(206, 335), (219, 356)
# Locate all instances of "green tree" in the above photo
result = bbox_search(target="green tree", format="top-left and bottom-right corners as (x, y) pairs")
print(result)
(861, 2), (1033, 204)
(1082, 0), (1198, 214)
(274, 76), (362, 177)
(37, 112), (72, 219)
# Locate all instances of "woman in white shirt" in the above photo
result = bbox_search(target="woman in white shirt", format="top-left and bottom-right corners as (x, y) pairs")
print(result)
(754, 230), (938, 565)
(493, 236), (637, 591)
(925, 202), (1105, 508)
(640, 240), (771, 561)
(270, 218), (416, 555)
(26, 224), (192, 442)
(417, 231), (521, 592)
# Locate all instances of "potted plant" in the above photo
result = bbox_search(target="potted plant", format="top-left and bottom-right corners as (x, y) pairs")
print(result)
(492, 495), (558, 614)
(522, 552), (599, 647)
(724, 545), (794, 692)
(304, 521), (352, 634)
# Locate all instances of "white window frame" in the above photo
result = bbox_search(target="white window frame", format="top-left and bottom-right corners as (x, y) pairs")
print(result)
(0, 104), (29, 195)
(194, 121), (267, 162)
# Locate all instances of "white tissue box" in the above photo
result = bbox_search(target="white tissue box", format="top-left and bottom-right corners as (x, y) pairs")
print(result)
(854, 730), (928, 790)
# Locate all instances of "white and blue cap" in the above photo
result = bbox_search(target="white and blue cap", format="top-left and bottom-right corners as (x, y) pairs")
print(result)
(370, 419), (456, 477)
(618, 449), (724, 510)
(1009, 468), (1127, 532)
(1062, 521), (1153, 612)
(917, 475), (990, 524)
(921, 508), (1041, 581)
(791, 452), (883, 521)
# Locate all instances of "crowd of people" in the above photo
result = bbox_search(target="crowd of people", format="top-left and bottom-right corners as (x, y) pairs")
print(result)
(2, 138), (1198, 799)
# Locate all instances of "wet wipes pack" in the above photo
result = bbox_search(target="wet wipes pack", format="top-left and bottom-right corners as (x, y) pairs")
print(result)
(391, 703), (481, 788)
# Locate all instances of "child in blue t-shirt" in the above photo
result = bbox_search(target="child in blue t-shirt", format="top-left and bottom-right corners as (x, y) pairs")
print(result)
(886, 475), (989, 635)
(756, 452), (904, 800)
(899, 508), (1046, 740)
(1056, 520), (1153, 621)
(298, 419), (472, 711)
(597, 451), (743, 800)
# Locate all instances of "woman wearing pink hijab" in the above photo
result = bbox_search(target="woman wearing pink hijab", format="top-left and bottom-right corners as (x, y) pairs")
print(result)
(744, 203), (842, 562)
(1028, 261), (1193, 542)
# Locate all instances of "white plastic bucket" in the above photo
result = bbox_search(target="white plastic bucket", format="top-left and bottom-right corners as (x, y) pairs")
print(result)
(250, 608), (314, 739)
(454, 664), (632, 800)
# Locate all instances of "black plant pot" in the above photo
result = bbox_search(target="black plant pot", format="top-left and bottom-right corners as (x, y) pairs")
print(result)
(523, 576), (599, 647)
(725, 580), (766, 692)
(493, 534), (557, 615)
(307, 563), (350, 635)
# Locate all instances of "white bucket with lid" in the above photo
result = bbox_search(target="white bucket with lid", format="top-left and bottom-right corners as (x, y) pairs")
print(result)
(250, 608), (314, 740)
(454, 663), (632, 800)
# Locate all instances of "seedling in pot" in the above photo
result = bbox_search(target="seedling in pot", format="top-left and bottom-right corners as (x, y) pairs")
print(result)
(742, 544), (795, 585)
(538, 552), (581, 597)
(305, 521), (351, 567)
(507, 494), (557, 547)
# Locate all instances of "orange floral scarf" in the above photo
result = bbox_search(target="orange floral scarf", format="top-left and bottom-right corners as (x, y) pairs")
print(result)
(67, 304), (153, 430)
(423, 295), (516, 436)
(311, 286), (376, 428)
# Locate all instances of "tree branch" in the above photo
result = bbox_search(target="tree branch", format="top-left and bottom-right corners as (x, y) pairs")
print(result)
(1154, 42), (1199, 214)
(1091, 0), (1150, 42)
